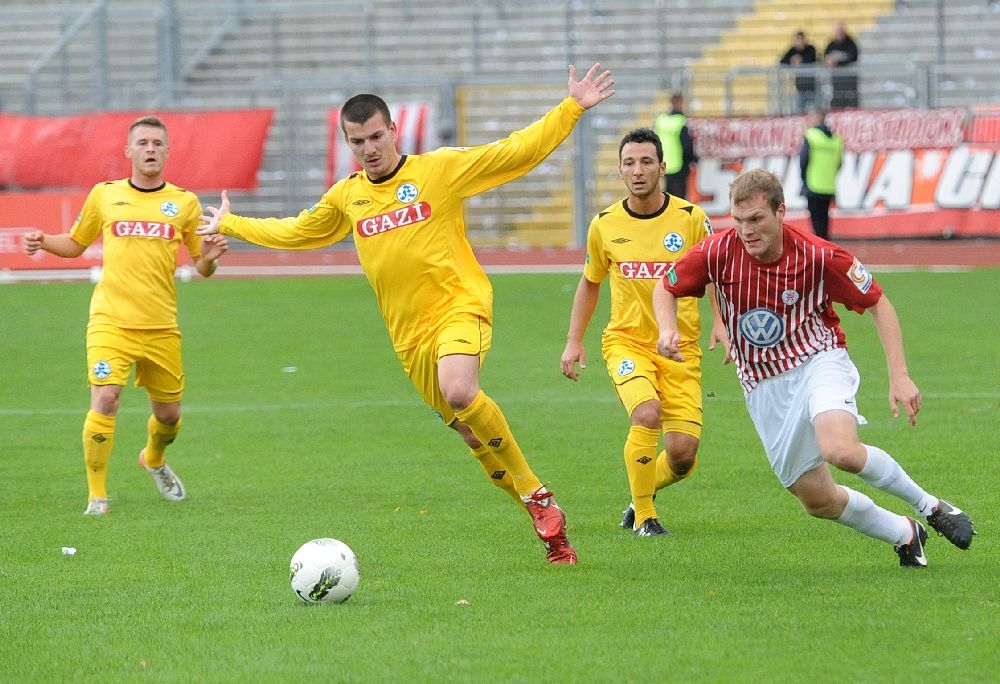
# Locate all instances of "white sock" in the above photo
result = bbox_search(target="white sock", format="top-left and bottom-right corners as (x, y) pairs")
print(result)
(835, 486), (913, 545)
(858, 444), (937, 516)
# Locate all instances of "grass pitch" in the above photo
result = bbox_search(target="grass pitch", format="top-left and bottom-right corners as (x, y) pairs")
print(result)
(1, 268), (997, 682)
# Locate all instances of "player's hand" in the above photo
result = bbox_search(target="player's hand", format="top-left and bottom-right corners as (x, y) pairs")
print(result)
(201, 233), (229, 261)
(198, 190), (231, 235)
(656, 331), (686, 362)
(888, 374), (921, 426)
(568, 63), (615, 110)
(560, 341), (587, 381)
(708, 320), (732, 365)
(23, 230), (44, 256)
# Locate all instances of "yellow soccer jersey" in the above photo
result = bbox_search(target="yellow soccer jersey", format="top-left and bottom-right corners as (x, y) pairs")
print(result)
(70, 179), (203, 329)
(583, 194), (712, 346)
(221, 97), (585, 351)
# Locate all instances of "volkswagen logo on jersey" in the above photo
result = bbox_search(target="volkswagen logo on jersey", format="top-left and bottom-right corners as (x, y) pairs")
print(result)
(160, 201), (179, 218)
(617, 358), (636, 377)
(738, 308), (784, 347)
(93, 360), (112, 380)
(663, 232), (684, 252)
(396, 183), (418, 204)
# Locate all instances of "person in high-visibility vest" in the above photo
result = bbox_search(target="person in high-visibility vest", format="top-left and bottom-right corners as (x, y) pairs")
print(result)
(654, 93), (698, 199)
(800, 107), (844, 240)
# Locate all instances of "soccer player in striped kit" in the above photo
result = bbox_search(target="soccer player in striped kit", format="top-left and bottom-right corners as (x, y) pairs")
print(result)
(653, 168), (974, 567)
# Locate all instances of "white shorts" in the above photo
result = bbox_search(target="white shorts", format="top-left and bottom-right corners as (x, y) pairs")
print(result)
(746, 348), (867, 488)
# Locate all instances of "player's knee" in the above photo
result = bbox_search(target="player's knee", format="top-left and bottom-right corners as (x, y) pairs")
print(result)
(821, 443), (866, 473)
(669, 448), (697, 476)
(630, 401), (660, 429)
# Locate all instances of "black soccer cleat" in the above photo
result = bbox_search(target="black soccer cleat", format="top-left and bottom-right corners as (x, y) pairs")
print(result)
(634, 518), (671, 537)
(620, 503), (635, 531)
(894, 518), (928, 568)
(926, 499), (976, 550)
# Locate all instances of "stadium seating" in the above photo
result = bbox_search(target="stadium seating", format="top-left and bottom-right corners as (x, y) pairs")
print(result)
(2, 0), (999, 247)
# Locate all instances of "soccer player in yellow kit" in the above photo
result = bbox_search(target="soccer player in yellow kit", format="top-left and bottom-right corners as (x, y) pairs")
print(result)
(24, 116), (228, 515)
(561, 128), (726, 536)
(198, 64), (615, 564)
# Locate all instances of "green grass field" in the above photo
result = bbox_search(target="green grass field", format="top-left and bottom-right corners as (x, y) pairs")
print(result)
(1, 269), (997, 682)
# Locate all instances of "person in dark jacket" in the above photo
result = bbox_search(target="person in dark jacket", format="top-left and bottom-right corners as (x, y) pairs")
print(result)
(780, 31), (819, 113)
(824, 22), (860, 108)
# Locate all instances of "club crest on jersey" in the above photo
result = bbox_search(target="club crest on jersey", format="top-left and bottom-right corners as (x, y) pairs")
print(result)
(738, 307), (784, 348)
(617, 359), (636, 377)
(781, 289), (800, 305)
(112, 221), (176, 239)
(663, 232), (684, 252)
(847, 258), (873, 293)
(396, 183), (419, 204)
(93, 360), (112, 380)
(160, 201), (179, 218)
(357, 201), (432, 238)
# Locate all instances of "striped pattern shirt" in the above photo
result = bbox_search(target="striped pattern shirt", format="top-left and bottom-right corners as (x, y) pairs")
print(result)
(664, 223), (883, 392)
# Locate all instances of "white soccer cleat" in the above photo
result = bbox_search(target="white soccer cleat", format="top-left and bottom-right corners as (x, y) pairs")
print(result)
(139, 449), (186, 501)
(84, 497), (109, 515)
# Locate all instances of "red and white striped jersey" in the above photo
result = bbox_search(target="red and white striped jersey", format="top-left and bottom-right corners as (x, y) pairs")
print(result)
(663, 223), (883, 392)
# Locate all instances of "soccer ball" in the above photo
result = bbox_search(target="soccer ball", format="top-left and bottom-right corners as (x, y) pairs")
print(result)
(289, 538), (360, 604)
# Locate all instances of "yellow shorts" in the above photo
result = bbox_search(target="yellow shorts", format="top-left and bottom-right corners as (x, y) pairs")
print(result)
(603, 336), (703, 438)
(397, 313), (491, 425)
(86, 323), (184, 403)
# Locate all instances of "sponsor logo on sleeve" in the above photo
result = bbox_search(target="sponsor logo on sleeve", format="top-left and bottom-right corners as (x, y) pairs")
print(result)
(847, 258), (873, 293)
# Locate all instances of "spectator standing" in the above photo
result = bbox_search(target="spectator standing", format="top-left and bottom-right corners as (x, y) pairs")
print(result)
(800, 107), (844, 240)
(654, 93), (698, 199)
(824, 22), (860, 108)
(780, 31), (819, 113)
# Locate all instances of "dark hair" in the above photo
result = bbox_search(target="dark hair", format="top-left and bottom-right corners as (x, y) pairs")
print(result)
(619, 127), (663, 163)
(340, 94), (392, 132)
(730, 168), (785, 211)
(128, 115), (167, 139)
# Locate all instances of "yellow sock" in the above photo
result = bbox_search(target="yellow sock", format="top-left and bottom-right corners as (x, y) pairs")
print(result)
(655, 451), (699, 490)
(143, 415), (180, 469)
(455, 390), (541, 497)
(625, 426), (660, 526)
(471, 444), (524, 507)
(82, 410), (116, 500)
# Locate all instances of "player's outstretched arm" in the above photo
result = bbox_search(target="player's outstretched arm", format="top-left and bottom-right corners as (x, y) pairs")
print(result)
(23, 231), (86, 258)
(568, 63), (615, 110)
(198, 190), (232, 236)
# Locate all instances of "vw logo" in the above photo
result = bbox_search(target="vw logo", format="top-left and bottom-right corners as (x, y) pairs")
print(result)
(737, 308), (784, 347)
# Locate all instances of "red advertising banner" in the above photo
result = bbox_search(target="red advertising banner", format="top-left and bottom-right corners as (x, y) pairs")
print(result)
(0, 109), (274, 191)
(327, 103), (432, 185)
(688, 108), (1000, 238)
(0, 191), (98, 270)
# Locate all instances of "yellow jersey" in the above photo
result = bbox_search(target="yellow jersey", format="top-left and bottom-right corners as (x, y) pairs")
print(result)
(70, 179), (203, 329)
(221, 97), (586, 351)
(584, 194), (712, 347)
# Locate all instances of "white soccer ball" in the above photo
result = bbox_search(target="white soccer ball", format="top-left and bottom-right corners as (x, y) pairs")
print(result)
(289, 538), (360, 604)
